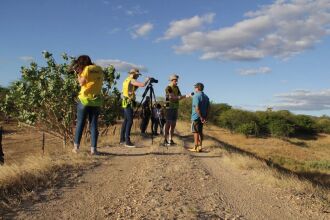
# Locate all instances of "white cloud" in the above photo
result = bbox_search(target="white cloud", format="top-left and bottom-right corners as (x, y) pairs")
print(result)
(95, 59), (148, 73)
(173, 0), (330, 61)
(131, 22), (154, 39)
(238, 66), (271, 76)
(19, 56), (34, 62)
(158, 13), (215, 41)
(272, 89), (330, 111)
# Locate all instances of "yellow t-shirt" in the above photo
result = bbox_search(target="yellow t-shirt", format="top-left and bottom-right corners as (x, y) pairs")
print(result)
(78, 65), (104, 106)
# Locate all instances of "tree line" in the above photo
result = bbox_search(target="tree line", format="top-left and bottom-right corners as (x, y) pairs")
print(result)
(1, 51), (330, 140)
(0, 52), (121, 141)
(178, 98), (330, 138)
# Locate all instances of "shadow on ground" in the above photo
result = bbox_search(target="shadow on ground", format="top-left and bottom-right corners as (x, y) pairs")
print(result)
(178, 133), (330, 189)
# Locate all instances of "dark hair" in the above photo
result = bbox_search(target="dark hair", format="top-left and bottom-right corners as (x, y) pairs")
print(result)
(74, 55), (93, 73)
(195, 83), (204, 91)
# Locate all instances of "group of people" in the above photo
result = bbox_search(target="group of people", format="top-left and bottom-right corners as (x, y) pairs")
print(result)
(139, 98), (165, 136)
(72, 55), (210, 155)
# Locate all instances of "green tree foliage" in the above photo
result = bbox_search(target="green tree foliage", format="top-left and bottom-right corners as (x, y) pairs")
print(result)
(219, 109), (259, 133)
(178, 98), (192, 121)
(208, 103), (231, 124)
(256, 110), (295, 137)
(268, 119), (294, 137)
(0, 86), (9, 120)
(293, 115), (317, 135)
(0, 51), (121, 140)
(315, 116), (330, 133)
(236, 122), (259, 137)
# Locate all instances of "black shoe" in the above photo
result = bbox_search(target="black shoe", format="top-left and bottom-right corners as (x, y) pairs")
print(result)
(125, 142), (136, 148)
(169, 140), (176, 145)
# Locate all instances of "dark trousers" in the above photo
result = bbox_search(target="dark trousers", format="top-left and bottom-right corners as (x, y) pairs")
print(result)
(120, 107), (133, 144)
(140, 115), (150, 133)
(74, 102), (100, 150)
(151, 117), (160, 134)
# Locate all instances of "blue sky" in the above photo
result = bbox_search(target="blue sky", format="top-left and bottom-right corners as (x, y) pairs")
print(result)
(1, 0), (330, 116)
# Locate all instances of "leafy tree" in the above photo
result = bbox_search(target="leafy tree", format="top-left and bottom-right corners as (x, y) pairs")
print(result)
(0, 51), (121, 141)
(0, 86), (9, 120)
(315, 117), (330, 133)
(218, 109), (258, 133)
(293, 115), (317, 135)
(178, 98), (193, 121)
(208, 103), (231, 124)
(236, 122), (259, 137)
(268, 119), (294, 137)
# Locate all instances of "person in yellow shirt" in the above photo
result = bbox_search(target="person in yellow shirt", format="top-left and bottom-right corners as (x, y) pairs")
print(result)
(120, 68), (149, 147)
(72, 55), (104, 155)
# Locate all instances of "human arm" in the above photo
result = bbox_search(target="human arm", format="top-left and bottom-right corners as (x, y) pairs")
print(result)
(167, 86), (191, 101)
(77, 75), (87, 86)
(130, 77), (150, 87)
(77, 67), (88, 86)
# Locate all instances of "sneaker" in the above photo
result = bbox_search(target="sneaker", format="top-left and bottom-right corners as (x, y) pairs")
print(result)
(188, 146), (198, 152)
(188, 148), (198, 152)
(72, 148), (79, 154)
(119, 142), (125, 146)
(91, 151), (99, 155)
(169, 140), (176, 145)
(91, 148), (99, 155)
(125, 142), (136, 148)
(163, 140), (170, 146)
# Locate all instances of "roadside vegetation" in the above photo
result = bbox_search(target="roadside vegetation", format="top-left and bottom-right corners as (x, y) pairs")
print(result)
(179, 98), (330, 186)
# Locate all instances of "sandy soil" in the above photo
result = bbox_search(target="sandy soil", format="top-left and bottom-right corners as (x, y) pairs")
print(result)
(2, 127), (329, 220)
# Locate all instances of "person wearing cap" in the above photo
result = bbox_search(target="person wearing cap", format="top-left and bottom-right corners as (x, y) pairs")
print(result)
(120, 68), (149, 147)
(190, 82), (210, 152)
(164, 74), (191, 146)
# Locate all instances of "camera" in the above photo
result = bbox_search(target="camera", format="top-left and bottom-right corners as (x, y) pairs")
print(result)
(149, 77), (158, 84)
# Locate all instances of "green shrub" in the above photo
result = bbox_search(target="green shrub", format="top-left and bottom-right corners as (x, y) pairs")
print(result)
(293, 115), (317, 135)
(219, 109), (258, 134)
(0, 51), (121, 140)
(268, 119), (294, 137)
(235, 122), (259, 137)
(178, 98), (192, 121)
(315, 118), (330, 134)
(208, 103), (231, 124)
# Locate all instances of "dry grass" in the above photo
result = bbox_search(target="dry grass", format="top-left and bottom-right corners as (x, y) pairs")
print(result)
(0, 151), (101, 214)
(175, 121), (330, 205)
(0, 121), (124, 213)
(176, 121), (330, 176)
(220, 154), (330, 204)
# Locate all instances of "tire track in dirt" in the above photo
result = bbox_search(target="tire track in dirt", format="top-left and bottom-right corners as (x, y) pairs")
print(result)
(176, 127), (329, 220)
(12, 135), (239, 219)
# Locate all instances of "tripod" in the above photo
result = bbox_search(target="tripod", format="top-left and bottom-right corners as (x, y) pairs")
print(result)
(134, 81), (158, 145)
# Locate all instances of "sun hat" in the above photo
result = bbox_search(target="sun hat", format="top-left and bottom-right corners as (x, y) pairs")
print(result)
(129, 68), (141, 75)
(169, 74), (179, 81)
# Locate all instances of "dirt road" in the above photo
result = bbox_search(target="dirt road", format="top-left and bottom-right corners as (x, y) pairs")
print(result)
(6, 129), (329, 220)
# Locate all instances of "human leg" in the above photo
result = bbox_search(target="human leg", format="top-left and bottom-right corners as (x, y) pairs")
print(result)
(120, 109), (127, 143)
(124, 107), (134, 144)
(74, 102), (88, 151)
(89, 106), (100, 153)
